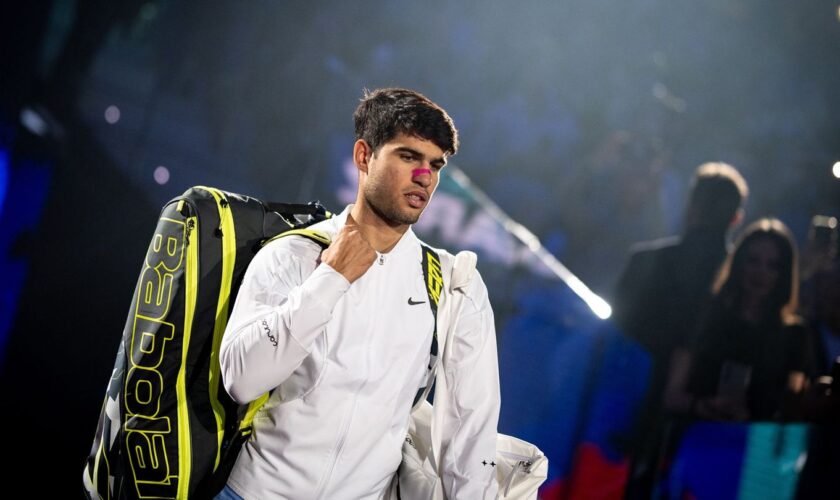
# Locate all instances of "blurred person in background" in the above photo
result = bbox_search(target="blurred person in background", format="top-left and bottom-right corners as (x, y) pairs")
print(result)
(798, 215), (838, 324)
(612, 162), (748, 499)
(665, 218), (810, 421)
(797, 263), (840, 499)
(805, 263), (840, 378)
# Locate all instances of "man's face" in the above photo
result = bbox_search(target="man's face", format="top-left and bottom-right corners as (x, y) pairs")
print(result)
(360, 133), (447, 226)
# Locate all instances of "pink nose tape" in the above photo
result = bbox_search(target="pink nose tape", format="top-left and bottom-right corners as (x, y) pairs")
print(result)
(412, 168), (432, 177)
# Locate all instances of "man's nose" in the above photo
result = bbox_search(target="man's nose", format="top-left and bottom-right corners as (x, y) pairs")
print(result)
(412, 167), (432, 187)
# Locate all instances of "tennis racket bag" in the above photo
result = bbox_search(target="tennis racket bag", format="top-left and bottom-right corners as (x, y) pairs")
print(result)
(82, 186), (330, 499)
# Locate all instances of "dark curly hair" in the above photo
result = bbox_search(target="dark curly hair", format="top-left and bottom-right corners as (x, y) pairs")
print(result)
(353, 88), (458, 157)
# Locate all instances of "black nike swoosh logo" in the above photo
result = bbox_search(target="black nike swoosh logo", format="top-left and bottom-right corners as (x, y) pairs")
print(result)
(408, 298), (426, 305)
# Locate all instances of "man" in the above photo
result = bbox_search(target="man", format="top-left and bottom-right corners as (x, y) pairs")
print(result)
(611, 162), (748, 498)
(218, 88), (500, 499)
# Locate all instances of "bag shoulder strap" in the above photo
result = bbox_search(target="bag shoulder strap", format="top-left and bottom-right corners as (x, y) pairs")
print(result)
(411, 245), (444, 408)
(412, 248), (477, 409)
(263, 228), (332, 249)
(264, 202), (332, 218)
(421, 245), (443, 365)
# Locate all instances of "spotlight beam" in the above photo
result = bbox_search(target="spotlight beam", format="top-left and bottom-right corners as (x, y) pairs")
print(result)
(447, 166), (613, 319)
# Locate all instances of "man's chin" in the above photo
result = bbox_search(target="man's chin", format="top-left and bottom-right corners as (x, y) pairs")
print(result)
(395, 212), (421, 226)
(389, 207), (423, 226)
(367, 198), (423, 226)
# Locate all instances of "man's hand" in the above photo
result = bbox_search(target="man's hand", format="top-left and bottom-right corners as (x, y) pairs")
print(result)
(321, 214), (376, 283)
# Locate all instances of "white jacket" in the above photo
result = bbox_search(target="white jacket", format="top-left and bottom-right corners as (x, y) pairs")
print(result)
(220, 207), (500, 499)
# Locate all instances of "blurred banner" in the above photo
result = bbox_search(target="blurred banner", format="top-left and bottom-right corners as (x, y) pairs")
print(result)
(0, 134), (53, 367)
(655, 421), (814, 500)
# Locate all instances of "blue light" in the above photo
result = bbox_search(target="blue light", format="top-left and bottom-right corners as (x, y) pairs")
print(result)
(0, 148), (8, 218)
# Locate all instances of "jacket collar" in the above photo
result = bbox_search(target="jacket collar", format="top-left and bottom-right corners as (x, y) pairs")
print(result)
(331, 205), (419, 259)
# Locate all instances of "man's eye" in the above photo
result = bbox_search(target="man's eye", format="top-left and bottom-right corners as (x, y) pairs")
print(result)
(401, 154), (415, 162)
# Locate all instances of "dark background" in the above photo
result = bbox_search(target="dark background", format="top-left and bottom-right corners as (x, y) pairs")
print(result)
(1, 0), (838, 496)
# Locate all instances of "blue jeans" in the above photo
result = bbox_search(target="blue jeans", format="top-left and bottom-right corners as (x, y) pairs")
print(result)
(214, 484), (244, 500)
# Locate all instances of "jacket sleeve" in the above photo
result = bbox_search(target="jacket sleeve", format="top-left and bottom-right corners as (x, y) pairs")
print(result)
(219, 238), (350, 403)
(440, 271), (501, 499)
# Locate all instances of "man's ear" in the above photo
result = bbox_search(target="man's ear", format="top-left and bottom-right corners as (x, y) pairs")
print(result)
(353, 140), (372, 173)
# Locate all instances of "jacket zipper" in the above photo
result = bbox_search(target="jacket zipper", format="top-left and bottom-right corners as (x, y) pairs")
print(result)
(315, 396), (358, 499)
(315, 269), (379, 498)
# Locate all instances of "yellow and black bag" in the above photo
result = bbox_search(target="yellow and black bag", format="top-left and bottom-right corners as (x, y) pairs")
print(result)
(82, 186), (330, 499)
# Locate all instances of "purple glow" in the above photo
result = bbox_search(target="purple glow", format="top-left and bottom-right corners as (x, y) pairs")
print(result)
(104, 106), (121, 124)
(154, 166), (170, 185)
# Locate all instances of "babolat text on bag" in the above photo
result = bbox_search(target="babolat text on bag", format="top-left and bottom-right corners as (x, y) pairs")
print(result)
(83, 186), (330, 499)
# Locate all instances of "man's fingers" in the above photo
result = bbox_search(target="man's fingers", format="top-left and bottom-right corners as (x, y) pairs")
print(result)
(321, 217), (376, 283)
(339, 215), (370, 244)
